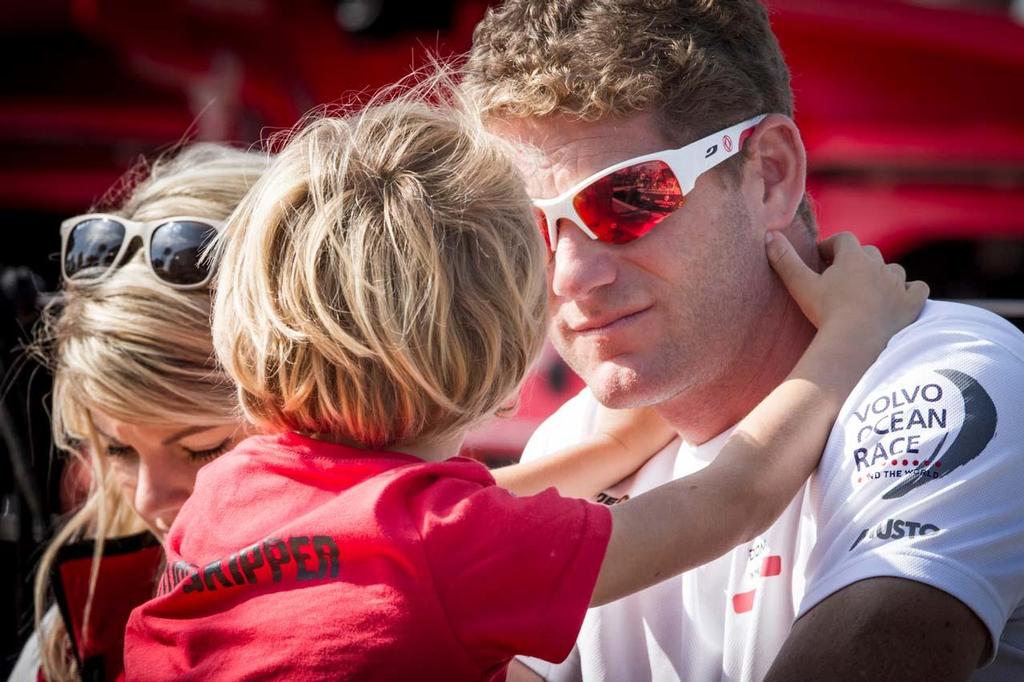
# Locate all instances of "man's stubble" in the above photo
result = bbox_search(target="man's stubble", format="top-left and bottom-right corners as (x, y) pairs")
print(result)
(557, 195), (775, 422)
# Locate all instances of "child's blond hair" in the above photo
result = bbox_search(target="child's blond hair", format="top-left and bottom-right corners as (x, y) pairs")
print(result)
(212, 79), (547, 449)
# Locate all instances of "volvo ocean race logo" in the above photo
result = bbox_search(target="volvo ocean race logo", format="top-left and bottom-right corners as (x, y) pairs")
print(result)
(849, 369), (996, 499)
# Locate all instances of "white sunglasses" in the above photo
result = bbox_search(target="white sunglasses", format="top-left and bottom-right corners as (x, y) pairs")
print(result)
(60, 213), (224, 289)
(532, 114), (767, 250)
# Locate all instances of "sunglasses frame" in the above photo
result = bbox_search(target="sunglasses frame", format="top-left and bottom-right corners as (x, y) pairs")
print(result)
(59, 213), (224, 290)
(532, 114), (768, 251)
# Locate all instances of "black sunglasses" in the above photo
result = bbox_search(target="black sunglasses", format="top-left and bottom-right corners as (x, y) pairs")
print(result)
(60, 214), (223, 289)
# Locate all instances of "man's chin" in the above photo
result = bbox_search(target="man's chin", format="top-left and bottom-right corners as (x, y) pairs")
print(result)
(584, 361), (662, 409)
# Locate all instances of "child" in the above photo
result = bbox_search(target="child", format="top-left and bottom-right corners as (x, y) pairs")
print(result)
(124, 89), (926, 680)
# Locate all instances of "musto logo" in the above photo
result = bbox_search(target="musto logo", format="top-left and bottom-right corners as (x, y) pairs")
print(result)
(850, 519), (940, 551)
(848, 369), (996, 499)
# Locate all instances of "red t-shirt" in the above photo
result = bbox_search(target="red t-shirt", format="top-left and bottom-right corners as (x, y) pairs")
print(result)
(124, 433), (611, 681)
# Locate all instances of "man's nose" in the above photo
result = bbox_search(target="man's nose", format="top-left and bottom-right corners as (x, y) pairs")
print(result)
(550, 219), (617, 300)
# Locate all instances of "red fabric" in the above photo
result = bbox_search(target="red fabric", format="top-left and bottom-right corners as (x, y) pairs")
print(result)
(50, 531), (163, 681)
(124, 433), (611, 681)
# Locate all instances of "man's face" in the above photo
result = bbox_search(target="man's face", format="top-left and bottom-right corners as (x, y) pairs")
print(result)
(502, 113), (777, 409)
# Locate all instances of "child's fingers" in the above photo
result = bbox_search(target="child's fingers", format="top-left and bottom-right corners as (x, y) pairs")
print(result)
(907, 279), (930, 303)
(817, 231), (862, 263)
(883, 262), (907, 287)
(898, 279), (930, 325)
(766, 230), (817, 296)
(864, 245), (884, 266)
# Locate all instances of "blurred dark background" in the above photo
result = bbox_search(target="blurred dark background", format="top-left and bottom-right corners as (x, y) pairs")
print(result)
(2, 0), (1023, 674)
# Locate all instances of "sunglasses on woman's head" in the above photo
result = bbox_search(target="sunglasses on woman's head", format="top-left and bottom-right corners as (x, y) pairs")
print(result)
(532, 114), (767, 251)
(60, 214), (223, 289)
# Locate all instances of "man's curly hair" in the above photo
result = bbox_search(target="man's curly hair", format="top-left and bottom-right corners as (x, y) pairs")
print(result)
(465, 0), (815, 229)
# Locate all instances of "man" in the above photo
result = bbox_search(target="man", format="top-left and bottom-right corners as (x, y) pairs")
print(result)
(464, 1), (1024, 680)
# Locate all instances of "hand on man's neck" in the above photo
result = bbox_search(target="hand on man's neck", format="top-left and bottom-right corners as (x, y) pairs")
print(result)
(655, 226), (822, 445)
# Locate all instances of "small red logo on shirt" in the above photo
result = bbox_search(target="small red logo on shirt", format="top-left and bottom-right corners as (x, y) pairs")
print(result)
(731, 554), (782, 614)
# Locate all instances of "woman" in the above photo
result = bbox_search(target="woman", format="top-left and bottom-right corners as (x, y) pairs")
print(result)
(10, 143), (269, 681)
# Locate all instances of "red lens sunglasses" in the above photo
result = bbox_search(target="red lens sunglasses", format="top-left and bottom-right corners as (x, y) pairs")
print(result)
(532, 114), (766, 250)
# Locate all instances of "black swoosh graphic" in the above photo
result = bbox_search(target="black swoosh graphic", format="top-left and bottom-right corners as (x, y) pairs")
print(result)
(849, 528), (870, 551)
(882, 369), (997, 499)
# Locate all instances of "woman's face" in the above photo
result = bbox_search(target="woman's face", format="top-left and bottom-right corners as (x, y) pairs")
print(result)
(90, 410), (246, 532)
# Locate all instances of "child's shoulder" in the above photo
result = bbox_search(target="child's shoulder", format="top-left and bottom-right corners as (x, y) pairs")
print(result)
(174, 437), (501, 551)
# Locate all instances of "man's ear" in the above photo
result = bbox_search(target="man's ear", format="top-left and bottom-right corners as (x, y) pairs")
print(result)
(744, 114), (806, 232)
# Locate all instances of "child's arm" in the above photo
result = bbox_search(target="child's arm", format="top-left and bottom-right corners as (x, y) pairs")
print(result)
(492, 406), (674, 498)
(590, 232), (929, 606)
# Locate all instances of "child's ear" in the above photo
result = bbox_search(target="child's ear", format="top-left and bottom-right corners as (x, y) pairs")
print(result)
(744, 114), (807, 232)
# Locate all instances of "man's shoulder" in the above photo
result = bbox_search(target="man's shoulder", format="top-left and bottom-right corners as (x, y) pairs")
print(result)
(815, 299), (1024, 514)
(802, 303), (1024, 671)
(844, 300), (1024, 402)
(887, 300), (1024, 360)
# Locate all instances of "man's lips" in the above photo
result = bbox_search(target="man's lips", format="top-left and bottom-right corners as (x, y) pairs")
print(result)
(567, 306), (652, 334)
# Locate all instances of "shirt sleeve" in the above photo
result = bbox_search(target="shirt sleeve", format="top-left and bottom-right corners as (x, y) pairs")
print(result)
(799, 315), (1024, 663)
(414, 476), (612, 669)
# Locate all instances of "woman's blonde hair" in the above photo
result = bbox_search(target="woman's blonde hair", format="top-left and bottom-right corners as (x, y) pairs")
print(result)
(31, 143), (269, 681)
(212, 77), (547, 450)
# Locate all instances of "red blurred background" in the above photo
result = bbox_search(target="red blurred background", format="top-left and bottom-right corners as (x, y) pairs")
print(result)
(2, 0), (1023, 668)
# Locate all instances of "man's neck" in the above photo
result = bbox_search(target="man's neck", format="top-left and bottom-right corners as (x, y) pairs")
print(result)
(656, 241), (820, 445)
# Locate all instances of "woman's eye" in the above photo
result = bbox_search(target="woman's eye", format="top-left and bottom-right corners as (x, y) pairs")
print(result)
(185, 439), (231, 463)
(106, 444), (135, 458)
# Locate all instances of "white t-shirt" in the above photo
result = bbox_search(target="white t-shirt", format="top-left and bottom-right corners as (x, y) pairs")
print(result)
(520, 301), (1024, 681)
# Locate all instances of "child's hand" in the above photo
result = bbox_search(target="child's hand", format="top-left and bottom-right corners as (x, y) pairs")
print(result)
(766, 231), (928, 345)
(594, 405), (675, 463)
